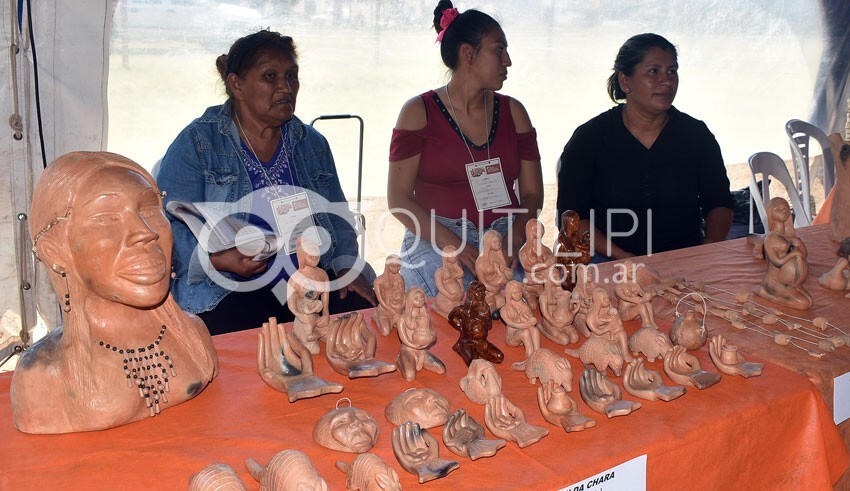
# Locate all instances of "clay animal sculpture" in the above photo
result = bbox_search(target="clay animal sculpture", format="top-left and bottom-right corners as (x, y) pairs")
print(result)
(554, 210), (592, 291)
(313, 400), (380, 453)
(579, 367), (641, 418)
(188, 463), (247, 491)
(385, 388), (450, 429)
(708, 335), (764, 378)
(459, 359), (503, 405)
(287, 237), (331, 354)
(669, 310), (707, 351)
(622, 359), (686, 402)
(392, 421), (459, 484)
(475, 230), (513, 312)
(373, 254), (405, 336)
(396, 287), (445, 381)
(756, 197), (813, 310)
(518, 218), (555, 310)
(513, 347), (573, 389)
(536, 379), (596, 432)
(483, 394), (549, 448)
(432, 245), (465, 319)
(335, 453), (402, 491)
(828, 132), (850, 242)
(448, 281), (504, 366)
(629, 326), (673, 361)
(442, 408), (506, 460)
(565, 336), (625, 377)
(245, 450), (328, 491)
(326, 312), (397, 378)
(663, 346), (722, 390)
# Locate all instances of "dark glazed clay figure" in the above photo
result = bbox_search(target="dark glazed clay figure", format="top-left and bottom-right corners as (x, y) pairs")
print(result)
(313, 398), (380, 453)
(11, 152), (218, 434)
(554, 210), (591, 291)
(448, 281), (504, 366)
(755, 197), (813, 310)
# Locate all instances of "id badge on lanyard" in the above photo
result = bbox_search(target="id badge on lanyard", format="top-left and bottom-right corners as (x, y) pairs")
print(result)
(271, 192), (322, 254)
(465, 157), (511, 211)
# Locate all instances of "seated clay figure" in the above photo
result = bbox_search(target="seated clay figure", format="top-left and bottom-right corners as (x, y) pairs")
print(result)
(334, 453), (401, 491)
(442, 408), (506, 460)
(189, 463), (247, 491)
(483, 394), (549, 448)
(245, 450), (328, 491)
(501, 280), (542, 366)
(579, 367), (641, 418)
(287, 238), (330, 354)
(313, 399), (380, 453)
(662, 345), (721, 390)
(818, 238), (850, 296)
(258, 317), (343, 402)
(585, 288), (634, 362)
(11, 152), (218, 434)
(475, 230), (513, 313)
(518, 218), (555, 310)
(537, 379), (596, 432)
(432, 245), (465, 319)
(325, 312), (397, 378)
(392, 421), (459, 484)
(708, 335), (764, 378)
(396, 287), (446, 381)
(755, 197), (813, 310)
(448, 281), (504, 366)
(459, 358), (503, 404)
(538, 266), (581, 344)
(385, 388), (450, 429)
(622, 358), (686, 402)
(571, 264), (596, 337)
(554, 210), (591, 291)
(828, 131), (850, 241)
(373, 254), (405, 336)
(614, 260), (659, 328)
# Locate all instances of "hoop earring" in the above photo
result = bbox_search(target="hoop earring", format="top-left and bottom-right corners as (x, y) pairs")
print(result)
(60, 271), (71, 313)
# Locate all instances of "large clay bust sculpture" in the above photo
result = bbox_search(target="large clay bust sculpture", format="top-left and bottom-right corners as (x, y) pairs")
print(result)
(373, 254), (405, 336)
(448, 281), (504, 366)
(11, 152), (218, 434)
(517, 218), (555, 310)
(554, 210), (591, 290)
(755, 197), (813, 310)
(474, 230), (513, 312)
(287, 237), (330, 354)
(431, 245), (465, 319)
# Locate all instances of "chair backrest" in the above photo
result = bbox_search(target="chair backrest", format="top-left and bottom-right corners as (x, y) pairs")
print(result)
(785, 119), (836, 207)
(747, 151), (812, 234)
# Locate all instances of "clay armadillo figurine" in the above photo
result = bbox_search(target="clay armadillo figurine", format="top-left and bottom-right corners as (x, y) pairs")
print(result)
(564, 336), (625, 377)
(335, 453), (402, 491)
(629, 327), (673, 362)
(514, 347), (573, 390)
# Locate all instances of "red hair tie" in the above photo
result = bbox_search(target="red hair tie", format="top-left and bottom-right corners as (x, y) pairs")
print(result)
(436, 8), (459, 42)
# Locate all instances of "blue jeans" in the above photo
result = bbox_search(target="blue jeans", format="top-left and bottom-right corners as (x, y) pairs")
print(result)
(399, 215), (523, 297)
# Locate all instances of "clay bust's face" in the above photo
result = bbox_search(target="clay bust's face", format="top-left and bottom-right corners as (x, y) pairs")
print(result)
(329, 408), (379, 453)
(67, 166), (172, 307)
(387, 388), (450, 428)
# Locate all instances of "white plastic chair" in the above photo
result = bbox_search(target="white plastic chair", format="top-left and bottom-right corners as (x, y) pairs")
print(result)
(785, 119), (836, 216)
(748, 151), (812, 234)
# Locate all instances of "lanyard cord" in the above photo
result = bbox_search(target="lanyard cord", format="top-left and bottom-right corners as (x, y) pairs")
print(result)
(444, 82), (491, 163)
(234, 110), (297, 193)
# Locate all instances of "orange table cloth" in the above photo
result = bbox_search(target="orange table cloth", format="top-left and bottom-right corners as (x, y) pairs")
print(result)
(0, 279), (846, 490)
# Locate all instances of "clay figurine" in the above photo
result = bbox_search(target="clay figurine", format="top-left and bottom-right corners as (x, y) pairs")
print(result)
(484, 394), (549, 448)
(373, 254), (405, 336)
(565, 335), (626, 377)
(245, 450), (328, 491)
(392, 421), (460, 484)
(662, 345), (722, 390)
(628, 326), (673, 361)
(518, 218), (555, 310)
(579, 367), (641, 418)
(585, 288), (633, 362)
(12, 152), (218, 434)
(622, 358), (686, 402)
(538, 266), (581, 344)
(448, 281), (504, 366)
(474, 230), (513, 312)
(188, 463), (247, 491)
(385, 388), (450, 429)
(258, 317), (343, 402)
(442, 408), (506, 460)
(459, 358), (503, 405)
(828, 131), (850, 241)
(708, 335), (764, 378)
(554, 210), (592, 291)
(313, 398), (380, 453)
(325, 312), (397, 378)
(755, 197), (813, 310)
(614, 260), (659, 328)
(432, 245), (465, 319)
(514, 347), (573, 389)
(501, 280), (542, 367)
(668, 310), (707, 351)
(571, 264), (597, 337)
(536, 380), (596, 432)
(818, 238), (850, 295)
(287, 237), (330, 354)
(335, 453), (402, 491)
(396, 287), (446, 381)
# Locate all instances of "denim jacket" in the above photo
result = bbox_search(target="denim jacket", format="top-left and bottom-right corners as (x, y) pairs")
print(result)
(155, 100), (374, 314)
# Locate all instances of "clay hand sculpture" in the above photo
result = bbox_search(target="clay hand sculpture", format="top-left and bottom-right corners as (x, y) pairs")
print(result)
(585, 288), (634, 362)
(188, 463), (247, 491)
(755, 197), (813, 310)
(448, 281), (504, 366)
(622, 358), (686, 402)
(392, 421), (460, 484)
(554, 210), (592, 291)
(11, 152), (218, 434)
(662, 345), (721, 389)
(474, 230), (513, 312)
(708, 335), (764, 378)
(432, 245), (465, 319)
(385, 388), (451, 429)
(518, 218), (555, 310)
(484, 394), (549, 448)
(828, 131), (850, 241)
(325, 312), (396, 378)
(459, 358), (503, 405)
(313, 398), (380, 453)
(818, 238), (850, 295)
(614, 260), (659, 328)
(257, 317), (343, 402)
(579, 367), (641, 418)
(628, 326), (673, 361)
(564, 336), (625, 377)
(538, 267), (581, 344)
(514, 347), (573, 389)
(287, 237), (330, 354)
(335, 453), (402, 491)
(396, 287), (446, 381)
(373, 255), (405, 336)
(501, 280), (542, 367)
(442, 408), (506, 460)
(536, 379), (596, 432)
(245, 450), (328, 491)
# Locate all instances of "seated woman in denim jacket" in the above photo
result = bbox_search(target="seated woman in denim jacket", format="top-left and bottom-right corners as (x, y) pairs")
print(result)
(156, 29), (376, 335)
(387, 1), (544, 298)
